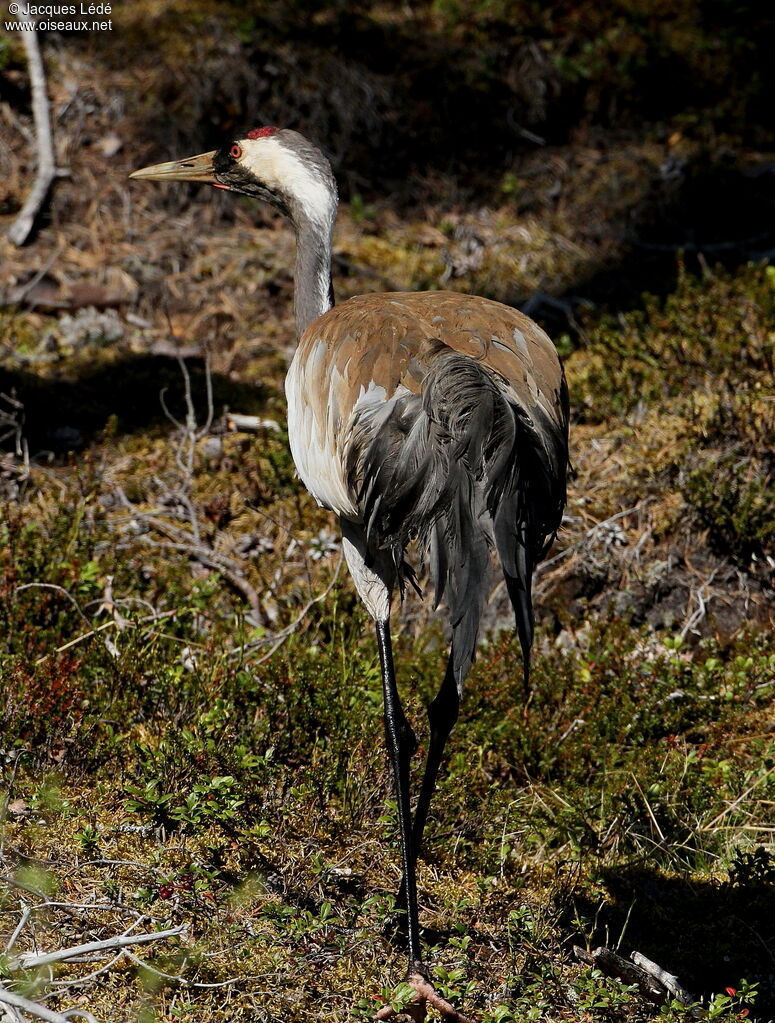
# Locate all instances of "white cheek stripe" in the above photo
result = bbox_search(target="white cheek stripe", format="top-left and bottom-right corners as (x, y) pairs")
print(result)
(242, 138), (333, 228)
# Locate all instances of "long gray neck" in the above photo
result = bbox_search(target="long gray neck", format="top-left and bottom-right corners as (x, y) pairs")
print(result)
(292, 209), (335, 339)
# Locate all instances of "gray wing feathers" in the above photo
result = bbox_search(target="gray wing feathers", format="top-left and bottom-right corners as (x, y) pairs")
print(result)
(348, 343), (567, 692)
(492, 392), (568, 683)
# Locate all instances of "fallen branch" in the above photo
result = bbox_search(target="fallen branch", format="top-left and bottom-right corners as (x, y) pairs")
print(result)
(3, 247), (62, 305)
(574, 946), (698, 1012)
(574, 945), (664, 1001)
(0, 986), (95, 1023)
(7, 14), (57, 246)
(136, 518), (267, 626)
(14, 584), (92, 631)
(226, 413), (281, 434)
(9, 925), (186, 971)
(631, 951), (694, 1005)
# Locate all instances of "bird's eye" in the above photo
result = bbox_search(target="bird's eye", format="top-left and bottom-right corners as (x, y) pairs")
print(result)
(230, 143), (243, 159)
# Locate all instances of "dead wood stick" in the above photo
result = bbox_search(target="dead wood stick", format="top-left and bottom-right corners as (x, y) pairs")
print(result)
(7, 14), (57, 246)
(0, 997), (24, 1023)
(574, 946), (703, 1015)
(631, 951), (694, 1005)
(0, 986), (94, 1023)
(121, 950), (243, 990)
(9, 925), (185, 970)
(574, 945), (665, 1001)
(226, 413), (281, 434)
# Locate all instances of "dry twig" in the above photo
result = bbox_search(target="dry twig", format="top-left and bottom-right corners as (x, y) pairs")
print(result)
(226, 413), (281, 434)
(0, 986), (96, 1023)
(630, 951), (694, 1005)
(574, 946), (697, 1010)
(7, 15), (58, 246)
(8, 925), (186, 971)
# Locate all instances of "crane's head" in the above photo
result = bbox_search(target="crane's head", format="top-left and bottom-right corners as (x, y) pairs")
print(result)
(129, 127), (337, 227)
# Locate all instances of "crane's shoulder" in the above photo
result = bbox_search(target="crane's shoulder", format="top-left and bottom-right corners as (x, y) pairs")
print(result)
(299, 290), (566, 425)
(287, 290), (569, 519)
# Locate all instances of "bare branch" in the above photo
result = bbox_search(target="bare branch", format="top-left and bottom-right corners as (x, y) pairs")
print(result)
(197, 354), (215, 438)
(7, 15), (58, 246)
(33, 608), (184, 665)
(3, 905), (32, 957)
(226, 413), (282, 434)
(9, 925), (186, 971)
(0, 987), (86, 1023)
(4, 247), (62, 306)
(136, 522), (266, 625)
(574, 945), (665, 1002)
(574, 946), (699, 1011)
(46, 953), (126, 992)
(631, 951), (694, 1005)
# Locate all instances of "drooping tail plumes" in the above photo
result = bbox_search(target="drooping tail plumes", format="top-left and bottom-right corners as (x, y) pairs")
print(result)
(349, 339), (568, 691)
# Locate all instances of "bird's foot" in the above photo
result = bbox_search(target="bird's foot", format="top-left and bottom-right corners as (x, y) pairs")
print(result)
(374, 972), (474, 1022)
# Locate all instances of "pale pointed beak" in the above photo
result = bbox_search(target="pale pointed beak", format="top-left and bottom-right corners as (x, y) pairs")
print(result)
(129, 150), (219, 185)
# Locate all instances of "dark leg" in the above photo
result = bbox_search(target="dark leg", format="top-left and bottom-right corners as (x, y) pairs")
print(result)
(394, 653), (459, 913)
(373, 633), (474, 1023)
(376, 619), (424, 974)
(411, 653), (459, 858)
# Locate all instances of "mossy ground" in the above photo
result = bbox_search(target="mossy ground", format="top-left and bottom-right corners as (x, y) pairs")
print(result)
(1, 3), (774, 1022)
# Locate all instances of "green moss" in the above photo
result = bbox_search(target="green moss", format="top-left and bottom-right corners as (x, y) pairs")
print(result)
(568, 262), (775, 423)
(684, 454), (774, 564)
